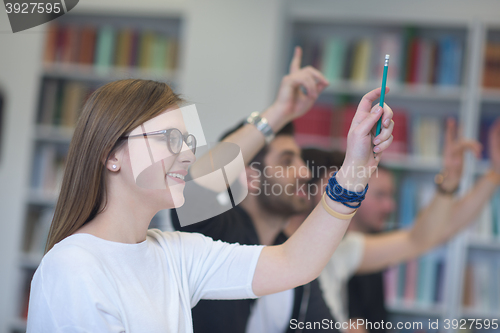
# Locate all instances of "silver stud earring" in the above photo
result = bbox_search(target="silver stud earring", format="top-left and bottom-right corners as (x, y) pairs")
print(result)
(112, 165), (117, 169)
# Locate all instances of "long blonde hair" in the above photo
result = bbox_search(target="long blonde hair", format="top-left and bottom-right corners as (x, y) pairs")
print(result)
(45, 79), (183, 253)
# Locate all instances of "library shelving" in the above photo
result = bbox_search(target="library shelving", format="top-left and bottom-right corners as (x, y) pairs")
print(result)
(461, 25), (500, 326)
(8, 11), (184, 333)
(285, 3), (500, 332)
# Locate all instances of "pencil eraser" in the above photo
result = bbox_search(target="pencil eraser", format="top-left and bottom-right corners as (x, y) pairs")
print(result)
(385, 54), (390, 60)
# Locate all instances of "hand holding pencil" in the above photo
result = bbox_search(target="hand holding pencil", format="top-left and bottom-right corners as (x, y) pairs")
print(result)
(373, 54), (391, 156)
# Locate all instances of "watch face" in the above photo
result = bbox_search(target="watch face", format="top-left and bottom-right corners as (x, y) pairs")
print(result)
(247, 112), (261, 125)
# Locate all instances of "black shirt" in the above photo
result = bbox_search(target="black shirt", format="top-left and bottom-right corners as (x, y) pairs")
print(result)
(347, 271), (388, 333)
(172, 203), (338, 333)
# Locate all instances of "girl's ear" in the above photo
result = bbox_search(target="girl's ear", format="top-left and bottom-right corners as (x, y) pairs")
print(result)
(106, 152), (121, 172)
(105, 146), (126, 172)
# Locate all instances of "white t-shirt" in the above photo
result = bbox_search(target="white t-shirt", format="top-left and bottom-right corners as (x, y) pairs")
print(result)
(246, 289), (294, 333)
(245, 232), (364, 333)
(319, 231), (364, 327)
(27, 229), (264, 333)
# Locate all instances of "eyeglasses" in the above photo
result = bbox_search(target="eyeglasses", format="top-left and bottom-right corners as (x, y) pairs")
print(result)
(121, 128), (197, 155)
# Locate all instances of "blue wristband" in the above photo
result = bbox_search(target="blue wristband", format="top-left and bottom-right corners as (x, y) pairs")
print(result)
(325, 171), (368, 209)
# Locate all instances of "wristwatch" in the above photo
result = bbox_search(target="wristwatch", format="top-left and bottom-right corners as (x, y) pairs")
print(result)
(434, 172), (459, 195)
(245, 112), (275, 144)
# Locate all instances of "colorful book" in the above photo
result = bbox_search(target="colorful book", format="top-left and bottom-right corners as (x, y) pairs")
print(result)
(152, 34), (168, 71)
(39, 79), (59, 125)
(350, 39), (371, 84)
(376, 33), (401, 85)
(293, 104), (334, 148)
(483, 43), (500, 88)
(138, 31), (155, 69)
(129, 30), (141, 68)
(95, 26), (117, 72)
(404, 259), (418, 302)
(437, 36), (463, 86)
(61, 25), (79, 64)
(383, 110), (408, 156)
(168, 37), (179, 70)
(115, 29), (133, 68)
(415, 38), (432, 85)
(79, 26), (96, 65)
(61, 81), (86, 128)
(321, 37), (347, 84)
(43, 23), (58, 64)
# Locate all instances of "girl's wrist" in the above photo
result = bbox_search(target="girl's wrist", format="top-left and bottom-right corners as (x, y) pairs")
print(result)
(336, 166), (370, 192)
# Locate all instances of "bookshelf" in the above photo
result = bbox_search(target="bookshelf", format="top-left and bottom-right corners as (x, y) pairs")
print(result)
(285, 2), (500, 332)
(8, 11), (185, 333)
(4, 2), (500, 333)
(460, 24), (500, 326)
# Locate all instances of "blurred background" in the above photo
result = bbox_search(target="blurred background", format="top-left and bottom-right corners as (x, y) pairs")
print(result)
(1, 0), (500, 332)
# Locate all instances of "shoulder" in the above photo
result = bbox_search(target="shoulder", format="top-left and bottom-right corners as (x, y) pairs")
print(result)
(147, 228), (262, 261)
(148, 228), (213, 244)
(41, 236), (104, 274)
(36, 235), (113, 293)
(147, 228), (219, 254)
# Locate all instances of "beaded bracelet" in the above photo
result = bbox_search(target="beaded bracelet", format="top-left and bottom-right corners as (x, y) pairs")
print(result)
(325, 171), (368, 209)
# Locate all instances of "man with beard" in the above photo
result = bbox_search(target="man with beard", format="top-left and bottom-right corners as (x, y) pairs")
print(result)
(172, 121), (338, 333)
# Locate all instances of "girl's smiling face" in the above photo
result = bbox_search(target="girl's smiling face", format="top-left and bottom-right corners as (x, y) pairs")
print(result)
(123, 106), (196, 209)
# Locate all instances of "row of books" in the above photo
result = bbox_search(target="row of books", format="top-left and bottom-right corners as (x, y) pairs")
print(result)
(30, 144), (66, 196)
(385, 177), (446, 306)
(472, 189), (500, 241)
(479, 116), (500, 160)
(37, 79), (94, 127)
(43, 23), (179, 72)
(293, 103), (444, 159)
(462, 252), (500, 312)
(385, 251), (447, 307)
(297, 31), (463, 87)
(483, 42), (500, 88)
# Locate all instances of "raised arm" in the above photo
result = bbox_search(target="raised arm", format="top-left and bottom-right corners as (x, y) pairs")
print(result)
(252, 88), (394, 296)
(190, 47), (329, 191)
(444, 119), (500, 236)
(357, 118), (495, 273)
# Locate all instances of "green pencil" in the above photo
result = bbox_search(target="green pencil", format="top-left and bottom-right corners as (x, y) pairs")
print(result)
(376, 54), (390, 137)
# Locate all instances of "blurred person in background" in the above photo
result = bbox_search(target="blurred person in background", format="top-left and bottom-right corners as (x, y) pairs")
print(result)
(283, 118), (500, 333)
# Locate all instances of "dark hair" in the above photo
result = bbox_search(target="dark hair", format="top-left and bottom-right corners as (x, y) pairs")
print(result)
(219, 121), (295, 170)
(301, 148), (345, 184)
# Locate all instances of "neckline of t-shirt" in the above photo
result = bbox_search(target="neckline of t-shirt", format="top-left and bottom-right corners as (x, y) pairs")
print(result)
(63, 233), (149, 249)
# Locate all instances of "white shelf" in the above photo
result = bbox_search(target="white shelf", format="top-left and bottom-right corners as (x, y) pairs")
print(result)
(468, 237), (500, 251)
(461, 307), (500, 320)
(26, 190), (57, 206)
(324, 81), (463, 101)
(34, 125), (74, 143)
(382, 154), (442, 172)
(481, 88), (500, 103)
(386, 301), (444, 317)
(76, 0), (186, 18)
(42, 64), (181, 83)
